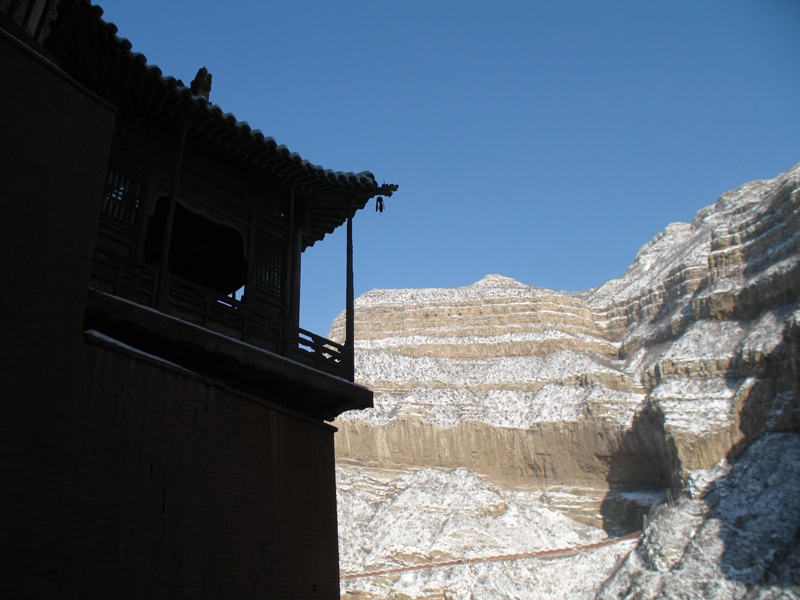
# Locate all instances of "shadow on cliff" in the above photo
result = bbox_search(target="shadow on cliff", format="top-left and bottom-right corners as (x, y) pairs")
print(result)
(714, 176), (800, 586)
(599, 402), (681, 536)
(720, 170), (800, 453)
(598, 329), (800, 587)
(596, 171), (800, 590)
(708, 301), (800, 588)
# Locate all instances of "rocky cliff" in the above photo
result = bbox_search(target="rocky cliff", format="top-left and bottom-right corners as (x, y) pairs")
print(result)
(332, 162), (800, 598)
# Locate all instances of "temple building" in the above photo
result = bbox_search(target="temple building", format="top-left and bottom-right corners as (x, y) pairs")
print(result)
(0, 1), (396, 597)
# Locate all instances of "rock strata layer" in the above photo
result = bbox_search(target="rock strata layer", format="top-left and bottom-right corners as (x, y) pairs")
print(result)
(333, 163), (800, 488)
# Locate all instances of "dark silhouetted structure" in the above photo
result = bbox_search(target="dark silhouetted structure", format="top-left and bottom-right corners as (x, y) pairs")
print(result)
(0, 1), (396, 597)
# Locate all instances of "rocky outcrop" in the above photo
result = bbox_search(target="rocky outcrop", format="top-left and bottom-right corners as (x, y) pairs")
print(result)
(333, 162), (800, 488)
(331, 277), (662, 489)
(339, 433), (800, 599)
(333, 162), (800, 597)
(338, 463), (644, 599)
(597, 433), (800, 599)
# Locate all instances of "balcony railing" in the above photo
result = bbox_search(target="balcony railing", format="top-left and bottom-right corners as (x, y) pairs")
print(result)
(89, 250), (349, 379)
(293, 328), (346, 377)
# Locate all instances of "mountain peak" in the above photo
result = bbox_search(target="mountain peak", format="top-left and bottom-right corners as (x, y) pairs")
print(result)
(473, 274), (525, 287)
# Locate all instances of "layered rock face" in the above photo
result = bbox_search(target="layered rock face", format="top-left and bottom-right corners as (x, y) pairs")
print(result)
(332, 162), (800, 598)
(333, 163), (800, 488)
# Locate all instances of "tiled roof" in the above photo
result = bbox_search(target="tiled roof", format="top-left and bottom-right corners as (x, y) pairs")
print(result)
(45, 0), (397, 248)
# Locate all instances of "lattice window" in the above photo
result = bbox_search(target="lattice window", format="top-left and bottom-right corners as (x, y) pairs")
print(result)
(101, 157), (144, 231)
(253, 227), (283, 298)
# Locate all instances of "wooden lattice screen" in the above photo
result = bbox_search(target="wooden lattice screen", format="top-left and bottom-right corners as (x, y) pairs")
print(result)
(253, 226), (283, 299)
(100, 157), (143, 232)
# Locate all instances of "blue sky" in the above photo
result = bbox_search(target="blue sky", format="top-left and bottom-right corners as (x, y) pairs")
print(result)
(95, 0), (800, 338)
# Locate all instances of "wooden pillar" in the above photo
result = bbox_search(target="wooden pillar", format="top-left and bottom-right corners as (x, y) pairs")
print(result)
(244, 210), (258, 309)
(290, 207), (303, 334)
(133, 161), (159, 263)
(156, 123), (187, 310)
(346, 197), (355, 381)
(281, 183), (302, 355)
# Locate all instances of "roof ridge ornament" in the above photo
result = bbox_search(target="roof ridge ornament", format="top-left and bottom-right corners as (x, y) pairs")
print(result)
(190, 67), (212, 100)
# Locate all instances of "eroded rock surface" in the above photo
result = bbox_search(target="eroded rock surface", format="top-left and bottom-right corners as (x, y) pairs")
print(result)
(334, 163), (800, 485)
(597, 433), (800, 599)
(333, 162), (800, 598)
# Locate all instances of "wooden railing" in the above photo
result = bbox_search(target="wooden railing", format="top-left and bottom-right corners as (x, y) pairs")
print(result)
(89, 252), (349, 379)
(166, 275), (281, 354)
(293, 328), (348, 377)
(89, 249), (157, 307)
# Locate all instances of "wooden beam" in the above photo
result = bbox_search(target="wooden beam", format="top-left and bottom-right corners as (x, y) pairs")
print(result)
(155, 122), (187, 310)
(280, 182), (297, 355)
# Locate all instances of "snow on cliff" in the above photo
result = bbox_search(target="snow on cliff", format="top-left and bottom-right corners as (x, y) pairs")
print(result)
(334, 162), (800, 599)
